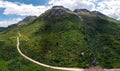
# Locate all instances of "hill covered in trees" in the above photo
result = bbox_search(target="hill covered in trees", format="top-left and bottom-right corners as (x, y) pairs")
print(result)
(19, 6), (120, 68)
(0, 6), (120, 71)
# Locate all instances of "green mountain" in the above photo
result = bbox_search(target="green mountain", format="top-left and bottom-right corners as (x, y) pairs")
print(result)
(0, 6), (120, 70)
(19, 6), (120, 68)
(0, 16), (62, 71)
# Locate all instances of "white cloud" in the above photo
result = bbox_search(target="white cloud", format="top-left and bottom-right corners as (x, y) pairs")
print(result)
(0, 0), (50, 16)
(96, 0), (120, 20)
(0, 0), (120, 27)
(0, 18), (22, 27)
(1, 0), (120, 19)
(0, 0), (51, 27)
(48, 0), (95, 10)
(48, 0), (120, 20)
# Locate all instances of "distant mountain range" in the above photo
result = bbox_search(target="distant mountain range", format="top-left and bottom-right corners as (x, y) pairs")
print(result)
(0, 6), (120, 70)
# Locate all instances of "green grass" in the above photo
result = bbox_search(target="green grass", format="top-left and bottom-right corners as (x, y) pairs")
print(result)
(19, 12), (89, 68)
(0, 7), (120, 70)
(0, 20), (63, 71)
(20, 9), (120, 68)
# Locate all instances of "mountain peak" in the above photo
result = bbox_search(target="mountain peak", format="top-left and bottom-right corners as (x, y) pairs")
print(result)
(52, 6), (70, 11)
(42, 6), (71, 18)
(74, 9), (90, 13)
(23, 16), (37, 21)
(18, 16), (37, 25)
(52, 6), (65, 9)
(91, 11), (105, 16)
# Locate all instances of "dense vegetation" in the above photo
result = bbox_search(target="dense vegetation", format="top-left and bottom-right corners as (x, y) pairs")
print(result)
(19, 7), (120, 68)
(0, 6), (120, 71)
(79, 13), (120, 68)
(0, 20), (62, 71)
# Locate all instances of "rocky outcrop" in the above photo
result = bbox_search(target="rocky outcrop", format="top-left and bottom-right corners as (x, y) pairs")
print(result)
(22, 16), (37, 22)
(74, 9), (90, 13)
(91, 11), (105, 16)
(42, 6), (106, 18)
(52, 6), (65, 9)
(43, 6), (71, 17)
(18, 16), (37, 25)
(47, 9), (68, 17)
(52, 6), (70, 11)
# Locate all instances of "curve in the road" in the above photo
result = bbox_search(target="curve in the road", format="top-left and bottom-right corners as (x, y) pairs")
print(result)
(17, 37), (84, 71)
(17, 37), (120, 71)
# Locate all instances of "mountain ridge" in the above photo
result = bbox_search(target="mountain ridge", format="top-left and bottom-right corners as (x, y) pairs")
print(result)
(18, 6), (120, 68)
(0, 6), (120, 70)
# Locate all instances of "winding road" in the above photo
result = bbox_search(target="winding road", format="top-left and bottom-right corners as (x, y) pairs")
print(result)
(17, 36), (120, 71)
(17, 37), (84, 71)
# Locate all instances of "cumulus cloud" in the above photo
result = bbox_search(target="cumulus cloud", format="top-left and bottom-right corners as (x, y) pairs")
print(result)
(0, 0), (120, 27)
(48, 0), (120, 20)
(0, 18), (22, 27)
(0, 0), (50, 16)
(0, 0), (50, 27)
(96, 0), (120, 20)
(1, 0), (120, 19)
(48, 0), (95, 10)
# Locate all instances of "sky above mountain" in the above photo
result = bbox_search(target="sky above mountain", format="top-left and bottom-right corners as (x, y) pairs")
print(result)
(0, 0), (120, 27)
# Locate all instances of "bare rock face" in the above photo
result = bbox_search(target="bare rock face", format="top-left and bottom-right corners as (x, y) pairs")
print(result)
(52, 6), (70, 11)
(74, 9), (90, 13)
(18, 16), (37, 25)
(52, 6), (65, 9)
(47, 9), (68, 17)
(43, 6), (106, 18)
(22, 16), (37, 22)
(91, 11), (105, 16)
(43, 6), (71, 18)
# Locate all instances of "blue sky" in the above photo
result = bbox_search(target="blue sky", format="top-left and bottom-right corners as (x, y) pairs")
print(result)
(0, 0), (120, 27)
(0, 0), (47, 21)
(5, 0), (47, 5)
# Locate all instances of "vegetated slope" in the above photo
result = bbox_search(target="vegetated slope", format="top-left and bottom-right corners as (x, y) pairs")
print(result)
(0, 17), (62, 71)
(19, 6), (120, 68)
(78, 11), (120, 68)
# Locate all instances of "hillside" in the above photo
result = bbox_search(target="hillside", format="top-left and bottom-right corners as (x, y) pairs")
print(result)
(0, 6), (120, 70)
(18, 6), (120, 68)
(0, 17), (62, 71)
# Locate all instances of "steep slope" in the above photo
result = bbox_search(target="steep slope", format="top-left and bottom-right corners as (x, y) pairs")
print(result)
(0, 18), (62, 71)
(78, 12), (120, 68)
(19, 6), (120, 68)
(18, 16), (37, 25)
(20, 7), (88, 68)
